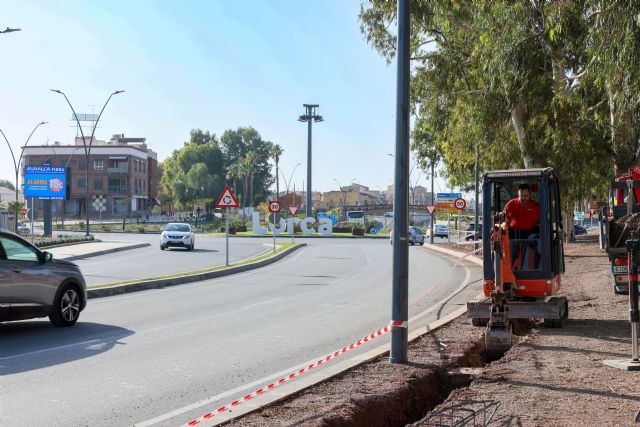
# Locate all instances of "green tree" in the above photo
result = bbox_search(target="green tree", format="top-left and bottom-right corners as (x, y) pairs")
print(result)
(359, 0), (613, 215)
(0, 179), (15, 191)
(269, 143), (284, 197)
(220, 127), (274, 206)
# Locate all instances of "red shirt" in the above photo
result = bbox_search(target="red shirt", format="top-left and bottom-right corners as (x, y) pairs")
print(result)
(504, 198), (540, 230)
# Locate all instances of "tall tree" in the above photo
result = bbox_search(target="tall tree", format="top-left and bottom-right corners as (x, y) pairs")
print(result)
(220, 127), (274, 206)
(359, 0), (613, 212)
(269, 143), (284, 198)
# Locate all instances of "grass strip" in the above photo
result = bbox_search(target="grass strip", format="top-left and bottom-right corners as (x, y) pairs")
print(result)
(88, 242), (296, 289)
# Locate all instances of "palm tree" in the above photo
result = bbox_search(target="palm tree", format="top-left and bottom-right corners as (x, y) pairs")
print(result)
(226, 163), (242, 195)
(244, 151), (258, 206)
(269, 143), (284, 198)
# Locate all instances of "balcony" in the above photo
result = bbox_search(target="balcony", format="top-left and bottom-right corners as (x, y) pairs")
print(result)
(108, 166), (129, 174)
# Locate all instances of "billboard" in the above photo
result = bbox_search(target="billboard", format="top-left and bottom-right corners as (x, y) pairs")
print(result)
(24, 166), (66, 200)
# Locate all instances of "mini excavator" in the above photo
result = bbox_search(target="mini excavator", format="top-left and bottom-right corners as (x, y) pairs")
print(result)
(467, 168), (568, 356)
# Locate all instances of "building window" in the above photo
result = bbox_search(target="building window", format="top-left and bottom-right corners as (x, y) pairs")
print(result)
(94, 178), (103, 190)
(143, 162), (146, 173)
(78, 178), (87, 189)
(78, 159), (87, 170)
(94, 160), (104, 171)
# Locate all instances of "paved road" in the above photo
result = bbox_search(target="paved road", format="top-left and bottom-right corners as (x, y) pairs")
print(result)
(71, 233), (274, 285)
(0, 239), (482, 426)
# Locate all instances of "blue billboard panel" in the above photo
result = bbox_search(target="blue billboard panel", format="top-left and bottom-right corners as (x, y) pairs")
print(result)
(24, 166), (66, 200)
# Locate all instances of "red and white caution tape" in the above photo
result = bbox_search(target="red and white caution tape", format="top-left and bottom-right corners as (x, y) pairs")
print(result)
(183, 245), (482, 426)
(183, 323), (393, 426)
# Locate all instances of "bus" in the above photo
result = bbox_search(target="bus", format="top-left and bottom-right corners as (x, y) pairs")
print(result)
(346, 210), (365, 224)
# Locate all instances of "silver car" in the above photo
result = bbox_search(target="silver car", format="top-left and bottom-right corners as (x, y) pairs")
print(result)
(160, 223), (195, 251)
(0, 229), (87, 326)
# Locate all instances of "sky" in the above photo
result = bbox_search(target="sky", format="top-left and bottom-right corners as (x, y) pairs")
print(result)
(1, 0), (447, 196)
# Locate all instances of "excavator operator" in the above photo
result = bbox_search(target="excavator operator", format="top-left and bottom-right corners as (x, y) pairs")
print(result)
(503, 183), (541, 268)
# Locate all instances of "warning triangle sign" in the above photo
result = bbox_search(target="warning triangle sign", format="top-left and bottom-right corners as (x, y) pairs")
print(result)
(425, 205), (436, 215)
(215, 186), (239, 208)
(288, 206), (299, 216)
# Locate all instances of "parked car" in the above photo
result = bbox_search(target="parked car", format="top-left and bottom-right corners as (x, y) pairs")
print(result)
(160, 223), (195, 250)
(389, 226), (425, 245)
(0, 228), (87, 326)
(465, 223), (482, 241)
(574, 224), (588, 236)
(427, 224), (449, 238)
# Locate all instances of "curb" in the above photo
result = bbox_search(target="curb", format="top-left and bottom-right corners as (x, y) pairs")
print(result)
(64, 242), (151, 261)
(197, 247), (484, 426)
(87, 243), (307, 299)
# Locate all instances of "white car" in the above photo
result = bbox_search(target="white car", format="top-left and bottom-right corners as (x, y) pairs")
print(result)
(160, 223), (195, 251)
(389, 226), (425, 245)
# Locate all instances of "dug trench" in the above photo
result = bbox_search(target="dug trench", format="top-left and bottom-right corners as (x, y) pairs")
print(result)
(224, 317), (537, 427)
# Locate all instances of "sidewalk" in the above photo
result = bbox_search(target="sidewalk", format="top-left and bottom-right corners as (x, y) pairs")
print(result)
(47, 240), (150, 261)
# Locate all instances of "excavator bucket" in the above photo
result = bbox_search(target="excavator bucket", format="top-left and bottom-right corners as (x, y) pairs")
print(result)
(485, 320), (512, 357)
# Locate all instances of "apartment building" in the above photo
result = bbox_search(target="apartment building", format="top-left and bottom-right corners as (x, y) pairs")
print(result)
(21, 134), (158, 219)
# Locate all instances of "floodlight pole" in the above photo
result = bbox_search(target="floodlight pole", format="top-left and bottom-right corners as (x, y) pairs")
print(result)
(0, 122), (48, 232)
(51, 89), (124, 236)
(298, 104), (323, 217)
(391, 0), (410, 364)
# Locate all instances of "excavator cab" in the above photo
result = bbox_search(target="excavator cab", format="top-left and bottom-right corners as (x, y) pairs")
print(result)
(468, 168), (567, 356)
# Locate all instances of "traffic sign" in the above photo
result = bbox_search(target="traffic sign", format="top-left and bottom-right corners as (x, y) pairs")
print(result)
(454, 198), (466, 211)
(21, 208), (29, 217)
(268, 200), (281, 213)
(288, 206), (299, 216)
(215, 186), (239, 208)
(436, 192), (463, 214)
(589, 208), (595, 215)
(92, 194), (106, 212)
(425, 205), (436, 216)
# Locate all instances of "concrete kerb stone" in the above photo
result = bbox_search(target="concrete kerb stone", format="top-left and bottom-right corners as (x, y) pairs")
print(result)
(198, 245), (484, 426)
(87, 243), (307, 299)
(64, 242), (151, 261)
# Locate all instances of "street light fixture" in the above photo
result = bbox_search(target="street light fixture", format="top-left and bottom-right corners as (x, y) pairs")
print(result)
(333, 178), (347, 220)
(50, 89), (124, 236)
(298, 104), (324, 217)
(0, 27), (21, 33)
(0, 121), (48, 232)
(278, 162), (301, 206)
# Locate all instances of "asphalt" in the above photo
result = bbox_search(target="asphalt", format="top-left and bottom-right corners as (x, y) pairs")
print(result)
(46, 238), (307, 299)
(43, 236), (480, 426)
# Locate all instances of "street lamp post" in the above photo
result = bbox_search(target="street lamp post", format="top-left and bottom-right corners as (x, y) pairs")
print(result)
(298, 104), (323, 217)
(0, 121), (48, 232)
(333, 178), (347, 221)
(51, 89), (124, 236)
(278, 162), (301, 207)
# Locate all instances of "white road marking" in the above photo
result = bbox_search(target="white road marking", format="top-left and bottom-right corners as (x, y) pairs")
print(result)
(135, 261), (476, 426)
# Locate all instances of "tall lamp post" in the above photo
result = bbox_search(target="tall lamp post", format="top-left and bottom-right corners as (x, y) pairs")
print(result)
(333, 178), (347, 220)
(278, 162), (301, 206)
(51, 89), (124, 236)
(0, 121), (48, 232)
(298, 104), (323, 217)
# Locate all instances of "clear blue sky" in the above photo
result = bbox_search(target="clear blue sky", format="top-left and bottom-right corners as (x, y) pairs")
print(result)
(1, 0), (443, 195)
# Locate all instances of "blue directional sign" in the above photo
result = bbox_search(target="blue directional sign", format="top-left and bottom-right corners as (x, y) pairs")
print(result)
(24, 166), (66, 200)
(436, 192), (462, 199)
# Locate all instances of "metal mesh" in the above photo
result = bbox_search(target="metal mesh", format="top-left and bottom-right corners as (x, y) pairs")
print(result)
(420, 399), (500, 427)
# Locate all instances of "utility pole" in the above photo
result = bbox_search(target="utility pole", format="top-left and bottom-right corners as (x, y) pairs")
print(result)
(390, 0), (410, 364)
(298, 104), (324, 217)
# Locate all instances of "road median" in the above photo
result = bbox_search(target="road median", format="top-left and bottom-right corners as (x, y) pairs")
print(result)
(87, 243), (306, 299)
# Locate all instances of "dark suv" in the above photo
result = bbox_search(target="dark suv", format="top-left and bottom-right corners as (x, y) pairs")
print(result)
(0, 229), (87, 326)
(465, 223), (483, 241)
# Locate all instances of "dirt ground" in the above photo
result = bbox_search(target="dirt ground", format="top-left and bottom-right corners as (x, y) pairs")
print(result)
(224, 233), (640, 426)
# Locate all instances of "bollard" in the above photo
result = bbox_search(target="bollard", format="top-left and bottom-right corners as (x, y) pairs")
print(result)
(603, 239), (640, 370)
(627, 239), (640, 361)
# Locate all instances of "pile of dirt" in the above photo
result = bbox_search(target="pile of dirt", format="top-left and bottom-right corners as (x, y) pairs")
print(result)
(609, 212), (640, 248)
(225, 233), (639, 426)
